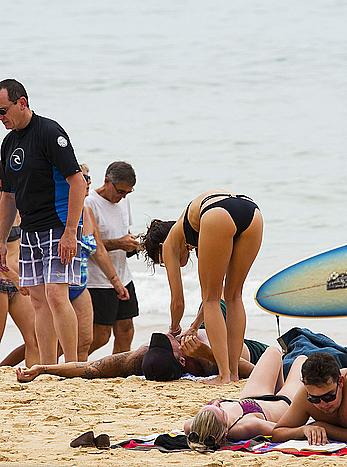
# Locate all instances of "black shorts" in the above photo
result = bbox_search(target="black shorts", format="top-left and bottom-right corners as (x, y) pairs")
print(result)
(88, 281), (139, 325)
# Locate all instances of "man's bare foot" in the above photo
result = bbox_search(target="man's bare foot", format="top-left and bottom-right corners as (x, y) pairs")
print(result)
(16, 365), (42, 383)
(202, 375), (231, 385)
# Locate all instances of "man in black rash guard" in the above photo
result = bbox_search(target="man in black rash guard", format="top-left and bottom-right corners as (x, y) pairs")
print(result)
(0, 79), (86, 364)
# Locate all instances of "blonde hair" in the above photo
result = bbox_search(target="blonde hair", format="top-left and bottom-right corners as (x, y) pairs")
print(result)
(187, 409), (226, 452)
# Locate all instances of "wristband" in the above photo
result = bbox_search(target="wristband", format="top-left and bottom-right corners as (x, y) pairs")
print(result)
(169, 324), (182, 337)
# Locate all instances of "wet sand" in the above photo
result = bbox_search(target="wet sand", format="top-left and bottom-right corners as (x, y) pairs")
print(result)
(1, 367), (345, 466)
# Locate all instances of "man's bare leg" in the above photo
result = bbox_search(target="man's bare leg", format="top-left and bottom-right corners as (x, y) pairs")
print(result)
(46, 283), (78, 362)
(29, 285), (58, 364)
(88, 324), (112, 354)
(113, 318), (134, 353)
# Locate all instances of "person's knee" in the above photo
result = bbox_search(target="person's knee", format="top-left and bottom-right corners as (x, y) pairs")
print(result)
(114, 319), (134, 336)
(224, 290), (243, 303)
(93, 325), (111, 347)
(29, 289), (47, 309)
(263, 346), (282, 359)
(46, 284), (70, 309)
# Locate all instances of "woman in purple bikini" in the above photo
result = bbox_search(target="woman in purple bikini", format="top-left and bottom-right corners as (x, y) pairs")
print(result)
(184, 347), (305, 452)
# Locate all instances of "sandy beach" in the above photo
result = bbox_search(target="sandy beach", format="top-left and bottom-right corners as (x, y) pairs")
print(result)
(1, 367), (345, 466)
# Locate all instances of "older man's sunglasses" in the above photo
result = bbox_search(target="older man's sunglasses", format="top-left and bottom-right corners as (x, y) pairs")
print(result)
(307, 383), (338, 404)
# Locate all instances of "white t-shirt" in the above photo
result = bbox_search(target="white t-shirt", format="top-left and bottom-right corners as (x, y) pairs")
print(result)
(85, 189), (133, 287)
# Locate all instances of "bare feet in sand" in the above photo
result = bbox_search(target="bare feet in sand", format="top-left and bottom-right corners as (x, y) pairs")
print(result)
(202, 374), (234, 385)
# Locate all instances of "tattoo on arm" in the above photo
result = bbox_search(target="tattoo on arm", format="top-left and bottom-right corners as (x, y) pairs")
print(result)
(82, 360), (104, 379)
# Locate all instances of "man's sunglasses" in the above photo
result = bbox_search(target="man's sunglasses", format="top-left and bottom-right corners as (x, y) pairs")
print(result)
(187, 432), (218, 449)
(307, 382), (339, 404)
(83, 174), (91, 183)
(0, 100), (18, 116)
(113, 183), (134, 196)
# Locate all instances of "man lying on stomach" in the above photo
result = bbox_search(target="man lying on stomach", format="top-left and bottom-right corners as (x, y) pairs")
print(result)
(272, 352), (347, 445)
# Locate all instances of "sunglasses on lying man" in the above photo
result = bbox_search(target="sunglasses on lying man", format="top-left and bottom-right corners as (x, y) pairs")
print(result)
(307, 382), (339, 404)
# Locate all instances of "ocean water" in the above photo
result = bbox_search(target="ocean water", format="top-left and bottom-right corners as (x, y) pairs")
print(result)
(1, 0), (347, 360)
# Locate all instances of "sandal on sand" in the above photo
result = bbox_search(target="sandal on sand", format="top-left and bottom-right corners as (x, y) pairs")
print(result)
(94, 434), (110, 449)
(70, 431), (96, 448)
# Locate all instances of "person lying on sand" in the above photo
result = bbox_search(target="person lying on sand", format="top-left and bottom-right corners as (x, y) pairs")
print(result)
(272, 352), (347, 445)
(16, 326), (268, 383)
(184, 347), (306, 451)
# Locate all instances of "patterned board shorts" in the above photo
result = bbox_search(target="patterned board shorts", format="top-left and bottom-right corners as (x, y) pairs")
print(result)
(19, 226), (82, 287)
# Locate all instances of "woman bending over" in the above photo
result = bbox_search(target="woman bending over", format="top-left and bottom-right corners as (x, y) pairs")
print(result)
(142, 190), (263, 383)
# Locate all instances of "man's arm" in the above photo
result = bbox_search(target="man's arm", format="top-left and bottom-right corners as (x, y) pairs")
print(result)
(0, 192), (17, 270)
(311, 421), (347, 443)
(16, 346), (148, 382)
(58, 172), (86, 264)
(272, 389), (311, 442)
(103, 234), (139, 252)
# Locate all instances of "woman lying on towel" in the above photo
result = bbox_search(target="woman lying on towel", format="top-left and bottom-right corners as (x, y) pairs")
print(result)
(184, 346), (305, 451)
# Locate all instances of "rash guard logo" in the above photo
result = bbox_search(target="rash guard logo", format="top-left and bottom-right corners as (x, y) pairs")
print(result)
(57, 136), (68, 147)
(9, 148), (25, 171)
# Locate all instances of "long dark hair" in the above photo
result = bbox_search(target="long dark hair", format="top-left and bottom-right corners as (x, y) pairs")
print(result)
(140, 219), (175, 267)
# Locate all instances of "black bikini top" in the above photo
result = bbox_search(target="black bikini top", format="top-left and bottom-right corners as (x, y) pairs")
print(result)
(183, 202), (199, 248)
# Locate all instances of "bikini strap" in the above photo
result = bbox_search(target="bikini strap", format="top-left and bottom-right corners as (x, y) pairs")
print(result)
(200, 193), (232, 208)
(235, 194), (254, 201)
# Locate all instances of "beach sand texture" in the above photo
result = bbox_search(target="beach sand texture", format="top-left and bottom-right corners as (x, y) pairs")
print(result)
(1, 366), (345, 466)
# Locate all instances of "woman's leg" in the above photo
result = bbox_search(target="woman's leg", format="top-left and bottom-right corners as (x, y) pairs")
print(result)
(224, 209), (263, 380)
(0, 344), (25, 366)
(72, 289), (93, 361)
(276, 355), (307, 401)
(0, 293), (9, 342)
(198, 209), (235, 384)
(9, 292), (40, 367)
(240, 346), (283, 398)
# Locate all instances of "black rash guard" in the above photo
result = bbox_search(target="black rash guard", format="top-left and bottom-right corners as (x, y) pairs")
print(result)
(1, 112), (81, 232)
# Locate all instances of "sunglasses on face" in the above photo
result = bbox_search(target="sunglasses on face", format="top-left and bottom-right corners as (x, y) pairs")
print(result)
(307, 382), (339, 404)
(187, 432), (218, 449)
(0, 100), (18, 116)
(83, 174), (91, 182)
(112, 183), (134, 196)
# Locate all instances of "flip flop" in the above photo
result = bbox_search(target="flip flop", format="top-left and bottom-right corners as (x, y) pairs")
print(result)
(94, 434), (110, 449)
(70, 431), (95, 448)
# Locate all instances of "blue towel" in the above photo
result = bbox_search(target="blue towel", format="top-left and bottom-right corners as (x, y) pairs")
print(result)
(279, 327), (347, 378)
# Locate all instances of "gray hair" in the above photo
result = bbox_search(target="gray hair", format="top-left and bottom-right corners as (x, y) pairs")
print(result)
(105, 161), (136, 187)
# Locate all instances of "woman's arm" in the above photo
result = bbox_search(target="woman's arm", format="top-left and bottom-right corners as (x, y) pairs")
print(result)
(163, 238), (185, 334)
(87, 207), (129, 300)
(229, 417), (276, 440)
